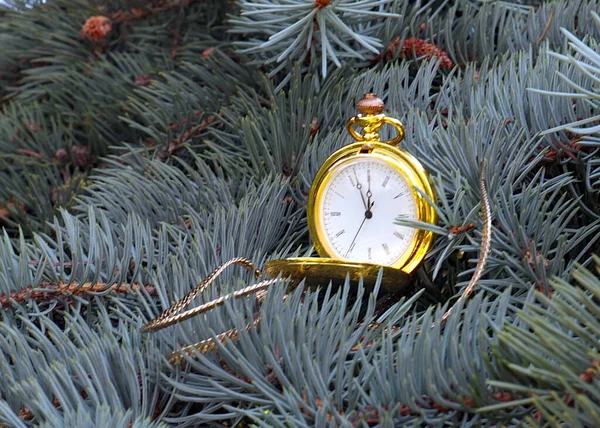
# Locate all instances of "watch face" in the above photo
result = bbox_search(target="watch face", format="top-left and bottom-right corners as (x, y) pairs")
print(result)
(318, 156), (418, 265)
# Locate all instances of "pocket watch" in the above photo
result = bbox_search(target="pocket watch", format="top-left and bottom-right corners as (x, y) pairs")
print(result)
(142, 94), (440, 362)
(264, 94), (437, 292)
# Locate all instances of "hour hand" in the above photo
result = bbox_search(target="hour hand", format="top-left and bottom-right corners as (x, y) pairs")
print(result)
(359, 188), (368, 210)
(352, 169), (368, 210)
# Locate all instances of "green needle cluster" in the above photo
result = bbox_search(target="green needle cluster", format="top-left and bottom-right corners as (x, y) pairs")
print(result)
(230, 0), (401, 77)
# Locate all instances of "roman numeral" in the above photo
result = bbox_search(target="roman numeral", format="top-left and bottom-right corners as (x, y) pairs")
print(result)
(397, 213), (410, 219)
(335, 229), (345, 238)
(368, 247), (372, 261)
(394, 231), (404, 240)
(394, 191), (405, 199)
(329, 212), (341, 216)
(382, 243), (390, 255)
(382, 176), (390, 188)
(335, 191), (345, 199)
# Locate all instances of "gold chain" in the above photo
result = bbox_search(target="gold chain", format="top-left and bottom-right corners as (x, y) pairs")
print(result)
(167, 314), (263, 364)
(441, 160), (492, 324)
(141, 257), (262, 333)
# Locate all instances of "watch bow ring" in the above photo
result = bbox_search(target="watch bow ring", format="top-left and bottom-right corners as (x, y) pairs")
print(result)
(345, 93), (405, 146)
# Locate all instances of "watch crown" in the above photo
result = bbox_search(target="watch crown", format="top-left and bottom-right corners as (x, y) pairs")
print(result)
(347, 93), (404, 146)
(356, 93), (385, 115)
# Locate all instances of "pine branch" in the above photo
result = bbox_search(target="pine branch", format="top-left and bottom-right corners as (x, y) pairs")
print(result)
(490, 258), (600, 425)
(0, 313), (171, 426)
(230, 0), (404, 77)
(1, 0), (600, 425)
(530, 11), (600, 197)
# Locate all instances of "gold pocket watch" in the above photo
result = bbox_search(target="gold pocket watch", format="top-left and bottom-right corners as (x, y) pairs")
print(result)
(264, 93), (437, 292)
(143, 93), (439, 362)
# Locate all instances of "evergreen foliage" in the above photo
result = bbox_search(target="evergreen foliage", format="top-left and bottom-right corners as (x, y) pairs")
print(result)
(0, 0), (599, 425)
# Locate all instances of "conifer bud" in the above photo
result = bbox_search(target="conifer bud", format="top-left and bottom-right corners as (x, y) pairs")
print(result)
(81, 16), (112, 42)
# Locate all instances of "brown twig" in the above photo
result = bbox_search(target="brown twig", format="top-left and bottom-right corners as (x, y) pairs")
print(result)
(17, 148), (45, 161)
(378, 37), (454, 69)
(1, 281), (156, 309)
(105, 0), (205, 24)
(448, 223), (476, 236)
(155, 113), (215, 161)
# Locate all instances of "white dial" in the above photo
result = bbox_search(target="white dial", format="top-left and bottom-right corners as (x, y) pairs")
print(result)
(319, 157), (418, 265)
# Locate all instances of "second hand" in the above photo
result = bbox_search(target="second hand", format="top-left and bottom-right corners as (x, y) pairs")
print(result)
(345, 201), (374, 258)
(345, 217), (367, 258)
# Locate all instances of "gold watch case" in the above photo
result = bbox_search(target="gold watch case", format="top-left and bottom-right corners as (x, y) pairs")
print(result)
(307, 141), (437, 274)
(264, 94), (438, 291)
